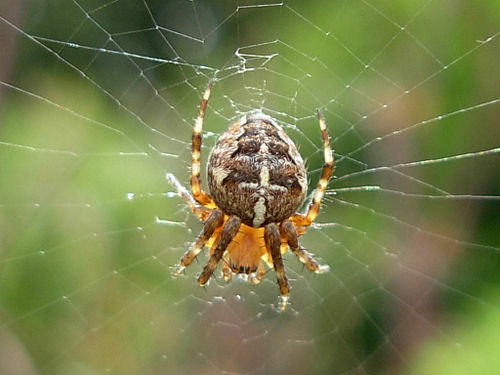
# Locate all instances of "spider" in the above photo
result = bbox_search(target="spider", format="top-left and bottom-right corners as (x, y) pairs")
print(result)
(168, 80), (333, 309)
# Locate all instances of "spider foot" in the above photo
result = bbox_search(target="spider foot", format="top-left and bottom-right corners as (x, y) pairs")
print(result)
(222, 254), (232, 282)
(248, 272), (261, 285)
(222, 268), (232, 282)
(172, 264), (185, 276)
(277, 295), (290, 312)
(315, 264), (330, 274)
(198, 277), (211, 287)
(248, 266), (266, 285)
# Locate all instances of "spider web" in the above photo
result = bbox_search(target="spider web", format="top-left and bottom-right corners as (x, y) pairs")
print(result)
(0, 0), (499, 374)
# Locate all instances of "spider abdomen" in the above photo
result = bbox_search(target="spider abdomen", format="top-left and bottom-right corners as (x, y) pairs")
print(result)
(207, 112), (307, 227)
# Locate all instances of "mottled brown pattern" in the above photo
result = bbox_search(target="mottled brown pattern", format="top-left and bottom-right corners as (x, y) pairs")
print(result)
(198, 215), (241, 285)
(207, 112), (307, 227)
(173, 209), (224, 275)
(265, 222), (289, 297)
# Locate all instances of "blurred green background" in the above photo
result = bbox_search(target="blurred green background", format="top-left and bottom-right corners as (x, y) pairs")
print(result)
(0, 1), (499, 374)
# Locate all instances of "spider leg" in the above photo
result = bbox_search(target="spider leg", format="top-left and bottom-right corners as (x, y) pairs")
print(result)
(281, 220), (330, 274)
(248, 261), (266, 285)
(191, 80), (215, 207)
(222, 252), (232, 282)
(172, 209), (224, 276)
(166, 173), (211, 221)
(265, 223), (290, 301)
(198, 215), (241, 285)
(291, 109), (333, 227)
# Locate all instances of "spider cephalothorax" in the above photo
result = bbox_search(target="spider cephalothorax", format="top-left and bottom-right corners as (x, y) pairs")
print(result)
(169, 80), (333, 309)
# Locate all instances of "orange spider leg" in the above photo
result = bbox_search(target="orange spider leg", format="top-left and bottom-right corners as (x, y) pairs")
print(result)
(172, 209), (224, 276)
(222, 252), (232, 282)
(198, 215), (241, 285)
(248, 262), (266, 285)
(291, 109), (333, 230)
(190, 80), (216, 208)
